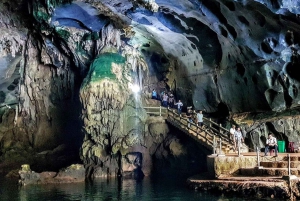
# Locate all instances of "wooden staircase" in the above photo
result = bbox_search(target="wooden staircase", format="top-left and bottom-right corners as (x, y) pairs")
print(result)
(165, 108), (249, 154)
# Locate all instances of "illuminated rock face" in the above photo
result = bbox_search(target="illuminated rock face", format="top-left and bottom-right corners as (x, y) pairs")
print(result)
(79, 50), (150, 177)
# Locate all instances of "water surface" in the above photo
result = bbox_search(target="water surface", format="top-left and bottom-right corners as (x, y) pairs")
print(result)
(0, 175), (277, 201)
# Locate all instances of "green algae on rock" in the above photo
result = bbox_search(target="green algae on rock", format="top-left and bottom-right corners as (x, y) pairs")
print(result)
(87, 53), (126, 83)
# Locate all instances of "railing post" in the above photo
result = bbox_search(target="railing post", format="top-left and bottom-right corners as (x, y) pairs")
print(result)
(238, 140), (241, 157)
(159, 106), (161, 116)
(256, 147), (260, 167)
(288, 154), (291, 176)
(213, 136), (216, 154)
(219, 124), (222, 134)
(209, 118), (212, 128)
(219, 138), (222, 155)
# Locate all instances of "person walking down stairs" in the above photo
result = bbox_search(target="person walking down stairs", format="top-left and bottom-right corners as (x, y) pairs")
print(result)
(162, 93), (168, 107)
(168, 93), (175, 108)
(174, 100), (183, 115)
(230, 125), (236, 142)
(186, 108), (193, 128)
(234, 127), (244, 152)
(197, 110), (203, 128)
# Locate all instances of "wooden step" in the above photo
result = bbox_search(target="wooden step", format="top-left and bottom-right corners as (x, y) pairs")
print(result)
(239, 167), (300, 176)
(260, 161), (300, 168)
(260, 155), (300, 162)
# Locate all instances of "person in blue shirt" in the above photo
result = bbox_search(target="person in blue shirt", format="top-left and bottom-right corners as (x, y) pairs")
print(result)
(152, 89), (157, 99)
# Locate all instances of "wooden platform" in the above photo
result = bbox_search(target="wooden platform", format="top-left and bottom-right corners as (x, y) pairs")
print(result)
(210, 152), (299, 157)
(208, 152), (300, 178)
(187, 153), (300, 199)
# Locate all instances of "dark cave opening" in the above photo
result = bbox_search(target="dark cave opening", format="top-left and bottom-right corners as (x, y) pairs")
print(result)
(217, 102), (230, 118)
(152, 125), (208, 178)
(285, 61), (300, 82)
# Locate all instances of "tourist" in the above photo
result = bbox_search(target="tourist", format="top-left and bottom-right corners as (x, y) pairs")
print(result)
(197, 110), (203, 128)
(152, 89), (157, 99)
(168, 93), (175, 108)
(175, 100), (183, 115)
(160, 91), (165, 101)
(162, 93), (168, 107)
(230, 125), (236, 142)
(264, 133), (278, 157)
(234, 127), (244, 151)
(186, 107), (193, 128)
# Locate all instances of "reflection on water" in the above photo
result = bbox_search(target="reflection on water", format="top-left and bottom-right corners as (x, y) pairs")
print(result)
(0, 175), (277, 201)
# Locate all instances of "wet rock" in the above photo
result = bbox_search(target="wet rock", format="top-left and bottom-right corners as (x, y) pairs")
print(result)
(187, 177), (290, 199)
(18, 164), (85, 185)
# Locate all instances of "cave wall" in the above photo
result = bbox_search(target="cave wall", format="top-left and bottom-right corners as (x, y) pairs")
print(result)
(0, 0), (84, 172)
(0, 0), (300, 175)
(235, 110), (300, 152)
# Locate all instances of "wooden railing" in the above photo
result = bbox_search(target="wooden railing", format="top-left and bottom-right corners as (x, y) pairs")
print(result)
(166, 109), (214, 149)
(144, 106), (168, 116)
(202, 116), (232, 144)
(143, 106), (249, 152)
(166, 108), (233, 148)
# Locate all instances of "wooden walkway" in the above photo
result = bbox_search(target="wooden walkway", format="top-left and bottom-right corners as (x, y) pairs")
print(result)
(144, 106), (249, 154)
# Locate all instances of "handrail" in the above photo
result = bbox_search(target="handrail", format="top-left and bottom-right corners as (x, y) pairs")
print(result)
(144, 106), (168, 116)
(208, 126), (231, 143)
(203, 117), (230, 133)
(146, 106), (248, 152)
(143, 106), (167, 109)
(166, 108), (233, 145)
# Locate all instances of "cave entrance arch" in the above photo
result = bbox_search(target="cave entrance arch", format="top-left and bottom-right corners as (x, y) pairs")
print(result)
(217, 102), (229, 118)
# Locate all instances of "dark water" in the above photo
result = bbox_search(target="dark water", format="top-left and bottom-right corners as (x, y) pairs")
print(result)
(0, 175), (275, 201)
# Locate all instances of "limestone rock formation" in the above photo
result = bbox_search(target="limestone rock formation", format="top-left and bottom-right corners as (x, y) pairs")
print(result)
(1, 0), (300, 178)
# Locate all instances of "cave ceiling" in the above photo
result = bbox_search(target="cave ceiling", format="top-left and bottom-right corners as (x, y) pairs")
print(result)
(1, 0), (300, 114)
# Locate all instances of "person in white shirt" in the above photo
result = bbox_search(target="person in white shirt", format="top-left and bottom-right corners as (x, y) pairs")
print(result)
(175, 100), (183, 115)
(197, 110), (203, 128)
(229, 125), (236, 141)
(264, 133), (278, 156)
(234, 127), (244, 151)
